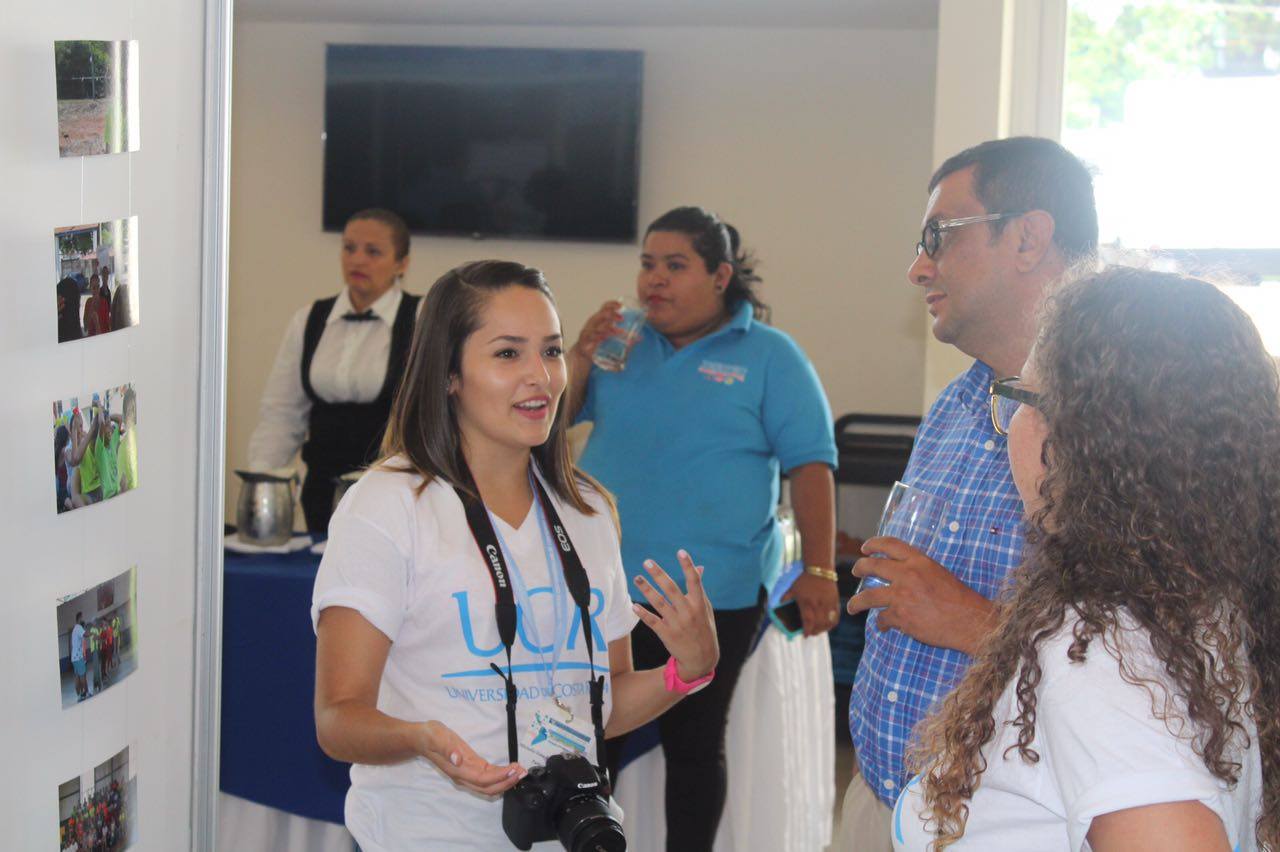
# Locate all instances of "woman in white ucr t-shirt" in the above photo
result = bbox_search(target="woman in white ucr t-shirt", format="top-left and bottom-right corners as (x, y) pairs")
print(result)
(312, 260), (719, 851)
(893, 267), (1280, 852)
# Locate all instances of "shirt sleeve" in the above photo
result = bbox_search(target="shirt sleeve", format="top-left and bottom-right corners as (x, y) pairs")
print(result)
(592, 494), (638, 645)
(1036, 632), (1235, 852)
(311, 497), (412, 641)
(247, 307), (312, 469)
(761, 333), (837, 472)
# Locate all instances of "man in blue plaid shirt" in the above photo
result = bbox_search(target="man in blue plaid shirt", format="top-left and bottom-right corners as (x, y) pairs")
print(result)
(837, 138), (1098, 850)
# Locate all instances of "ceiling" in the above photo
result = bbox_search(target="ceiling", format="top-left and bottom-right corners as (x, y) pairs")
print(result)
(235, 0), (939, 30)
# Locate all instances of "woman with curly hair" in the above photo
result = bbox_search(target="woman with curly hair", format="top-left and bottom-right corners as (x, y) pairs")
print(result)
(892, 266), (1279, 851)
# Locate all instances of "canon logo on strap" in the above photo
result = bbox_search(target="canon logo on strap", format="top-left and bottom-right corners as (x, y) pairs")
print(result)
(484, 544), (508, 587)
(553, 524), (571, 553)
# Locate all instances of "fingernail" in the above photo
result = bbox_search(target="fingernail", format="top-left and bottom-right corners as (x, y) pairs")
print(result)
(450, 752), (461, 766)
(677, 549), (689, 560)
(644, 559), (656, 568)
(632, 603), (643, 612)
(634, 576), (646, 585)
(507, 768), (517, 778)
(696, 565), (704, 576)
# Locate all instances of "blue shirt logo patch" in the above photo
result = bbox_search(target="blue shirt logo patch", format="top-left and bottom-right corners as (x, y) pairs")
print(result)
(697, 360), (748, 386)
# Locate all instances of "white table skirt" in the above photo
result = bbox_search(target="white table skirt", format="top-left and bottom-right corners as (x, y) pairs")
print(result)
(615, 625), (836, 852)
(218, 624), (834, 852)
(217, 793), (353, 852)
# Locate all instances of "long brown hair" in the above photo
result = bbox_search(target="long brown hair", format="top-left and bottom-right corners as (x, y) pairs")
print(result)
(912, 266), (1280, 848)
(379, 260), (609, 517)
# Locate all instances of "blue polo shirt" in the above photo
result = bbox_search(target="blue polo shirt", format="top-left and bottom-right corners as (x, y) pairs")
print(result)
(576, 302), (836, 610)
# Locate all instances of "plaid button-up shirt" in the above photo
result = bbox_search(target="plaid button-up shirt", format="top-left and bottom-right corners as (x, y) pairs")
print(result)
(848, 360), (1026, 806)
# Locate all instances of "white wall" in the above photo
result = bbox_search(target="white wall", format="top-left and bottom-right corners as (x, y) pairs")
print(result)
(0, 1), (206, 848)
(226, 20), (938, 518)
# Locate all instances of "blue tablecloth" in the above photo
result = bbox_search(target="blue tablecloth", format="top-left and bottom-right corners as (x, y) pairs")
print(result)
(220, 548), (350, 824)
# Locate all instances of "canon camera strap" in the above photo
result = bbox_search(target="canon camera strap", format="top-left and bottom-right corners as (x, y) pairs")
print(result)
(455, 475), (610, 781)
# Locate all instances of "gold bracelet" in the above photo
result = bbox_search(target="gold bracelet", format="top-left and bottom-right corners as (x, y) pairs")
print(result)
(803, 565), (838, 583)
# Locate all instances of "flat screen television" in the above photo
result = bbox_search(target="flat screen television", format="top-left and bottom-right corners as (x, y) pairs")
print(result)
(323, 44), (643, 243)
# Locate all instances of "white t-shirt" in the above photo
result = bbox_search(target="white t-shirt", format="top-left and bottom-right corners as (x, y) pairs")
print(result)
(893, 612), (1262, 852)
(311, 461), (638, 852)
(71, 623), (85, 662)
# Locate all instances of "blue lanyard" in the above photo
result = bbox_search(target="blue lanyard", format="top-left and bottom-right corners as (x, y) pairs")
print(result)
(487, 475), (572, 698)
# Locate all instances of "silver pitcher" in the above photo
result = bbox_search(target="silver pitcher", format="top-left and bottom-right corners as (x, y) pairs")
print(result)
(332, 470), (363, 513)
(234, 469), (298, 546)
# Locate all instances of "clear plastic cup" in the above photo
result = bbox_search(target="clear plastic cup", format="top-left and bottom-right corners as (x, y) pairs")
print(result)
(857, 481), (949, 594)
(591, 299), (648, 372)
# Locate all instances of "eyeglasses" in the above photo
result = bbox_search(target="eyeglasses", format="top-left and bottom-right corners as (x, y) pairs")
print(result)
(989, 376), (1040, 437)
(916, 213), (1018, 259)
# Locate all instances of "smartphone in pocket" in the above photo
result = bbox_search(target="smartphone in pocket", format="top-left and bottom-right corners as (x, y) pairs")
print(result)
(771, 599), (804, 634)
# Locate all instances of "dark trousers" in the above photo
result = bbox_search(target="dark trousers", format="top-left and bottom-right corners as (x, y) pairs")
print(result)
(607, 599), (764, 852)
(300, 470), (336, 538)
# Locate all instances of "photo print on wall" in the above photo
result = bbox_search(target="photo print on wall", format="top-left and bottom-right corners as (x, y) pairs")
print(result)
(56, 566), (138, 709)
(57, 744), (137, 851)
(53, 384), (138, 514)
(55, 216), (139, 342)
(54, 40), (140, 157)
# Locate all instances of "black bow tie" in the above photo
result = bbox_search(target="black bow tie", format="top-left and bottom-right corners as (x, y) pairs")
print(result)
(342, 311), (378, 322)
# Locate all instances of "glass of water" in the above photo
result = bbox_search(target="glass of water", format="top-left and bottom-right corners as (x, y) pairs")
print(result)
(591, 299), (648, 372)
(857, 481), (949, 594)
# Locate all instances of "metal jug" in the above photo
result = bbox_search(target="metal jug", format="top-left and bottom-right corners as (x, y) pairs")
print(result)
(234, 469), (298, 546)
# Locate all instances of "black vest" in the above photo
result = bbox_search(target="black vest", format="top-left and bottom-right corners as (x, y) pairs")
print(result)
(299, 292), (420, 481)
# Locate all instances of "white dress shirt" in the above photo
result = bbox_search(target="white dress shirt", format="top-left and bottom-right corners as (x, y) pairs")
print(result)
(248, 286), (416, 469)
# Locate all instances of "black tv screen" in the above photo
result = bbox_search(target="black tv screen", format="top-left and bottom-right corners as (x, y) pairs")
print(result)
(323, 44), (643, 242)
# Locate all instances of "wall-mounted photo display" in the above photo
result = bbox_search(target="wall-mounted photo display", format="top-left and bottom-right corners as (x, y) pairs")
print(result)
(57, 744), (137, 851)
(54, 40), (140, 157)
(56, 566), (138, 709)
(53, 384), (138, 514)
(55, 216), (139, 342)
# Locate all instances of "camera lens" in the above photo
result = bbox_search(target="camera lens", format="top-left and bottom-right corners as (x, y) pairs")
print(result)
(556, 795), (626, 852)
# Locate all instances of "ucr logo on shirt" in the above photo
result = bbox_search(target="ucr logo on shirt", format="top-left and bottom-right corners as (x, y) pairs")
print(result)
(449, 585), (607, 667)
(697, 359), (748, 386)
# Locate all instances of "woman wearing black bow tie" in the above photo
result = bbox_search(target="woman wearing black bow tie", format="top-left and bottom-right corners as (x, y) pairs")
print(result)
(248, 208), (421, 535)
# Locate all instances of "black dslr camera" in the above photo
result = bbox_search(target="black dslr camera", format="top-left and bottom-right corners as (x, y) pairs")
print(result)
(502, 752), (626, 851)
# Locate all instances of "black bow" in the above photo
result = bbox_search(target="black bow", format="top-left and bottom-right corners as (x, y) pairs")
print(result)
(342, 311), (378, 322)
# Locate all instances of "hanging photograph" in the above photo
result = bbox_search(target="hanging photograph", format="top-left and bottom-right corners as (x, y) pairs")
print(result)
(54, 40), (140, 157)
(53, 384), (138, 514)
(55, 217), (140, 342)
(56, 566), (138, 709)
(57, 744), (137, 850)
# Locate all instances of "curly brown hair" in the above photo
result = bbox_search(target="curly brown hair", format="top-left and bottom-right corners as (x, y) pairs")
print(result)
(910, 266), (1280, 848)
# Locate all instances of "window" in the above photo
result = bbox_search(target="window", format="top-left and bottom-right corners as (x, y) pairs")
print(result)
(1062, 0), (1280, 350)
(1063, 0), (1280, 255)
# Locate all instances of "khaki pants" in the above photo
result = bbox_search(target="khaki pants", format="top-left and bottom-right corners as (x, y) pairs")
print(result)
(835, 772), (894, 852)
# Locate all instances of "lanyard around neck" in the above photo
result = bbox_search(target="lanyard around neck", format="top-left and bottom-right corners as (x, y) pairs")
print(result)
(454, 471), (608, 774)
(487, 483), (572, 701)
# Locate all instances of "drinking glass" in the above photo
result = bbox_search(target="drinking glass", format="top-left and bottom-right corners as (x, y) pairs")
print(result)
(591, 299), (647, 372)
(856, 481), (949, 594)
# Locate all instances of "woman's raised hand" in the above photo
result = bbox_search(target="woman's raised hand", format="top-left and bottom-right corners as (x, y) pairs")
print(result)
(632, 550), (720, 681)
(569, 300), (625, 367)
(418, 720), (525, 797)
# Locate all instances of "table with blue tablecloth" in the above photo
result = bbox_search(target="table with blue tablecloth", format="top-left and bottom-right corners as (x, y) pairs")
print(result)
(219, 546), (353, 851)
(218, 545), (836, 851)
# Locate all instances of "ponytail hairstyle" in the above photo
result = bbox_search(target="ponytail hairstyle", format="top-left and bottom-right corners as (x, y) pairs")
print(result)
(346, 208), (411, 262)
(645, 206), (769, 322)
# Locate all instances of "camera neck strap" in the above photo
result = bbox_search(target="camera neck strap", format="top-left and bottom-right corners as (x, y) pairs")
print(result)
(455, 473), (608, 777)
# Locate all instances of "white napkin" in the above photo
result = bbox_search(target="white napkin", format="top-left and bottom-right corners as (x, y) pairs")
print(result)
(224, 532), (312, 555)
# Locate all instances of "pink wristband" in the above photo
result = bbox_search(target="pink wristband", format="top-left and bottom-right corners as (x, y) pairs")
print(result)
(663, 656), (715, 695)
